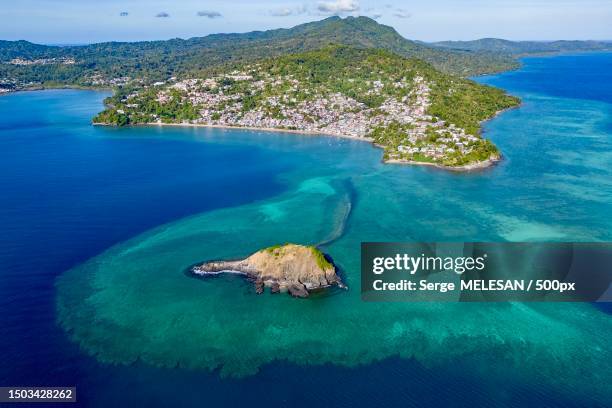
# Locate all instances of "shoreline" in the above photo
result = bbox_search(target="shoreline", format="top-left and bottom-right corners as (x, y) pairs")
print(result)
(0, 85), (112, 97)
(126, 121), (375, 143)
(95, 121), (503, 172)
(385, 156), (500, 172)
(481, 104), (521, 124)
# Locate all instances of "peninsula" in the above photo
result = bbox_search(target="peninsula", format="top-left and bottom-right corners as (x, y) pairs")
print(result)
(191, 244), (345, 298)
(93, 46), (519, 169)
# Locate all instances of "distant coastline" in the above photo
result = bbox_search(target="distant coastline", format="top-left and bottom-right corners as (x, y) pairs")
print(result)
(0, 84), (111, 97)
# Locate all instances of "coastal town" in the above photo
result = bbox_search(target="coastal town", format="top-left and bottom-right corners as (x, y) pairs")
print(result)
(96, 56), (503, 168)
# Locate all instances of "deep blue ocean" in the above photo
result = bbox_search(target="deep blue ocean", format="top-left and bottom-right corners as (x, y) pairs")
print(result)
(1, 53), (611, 407)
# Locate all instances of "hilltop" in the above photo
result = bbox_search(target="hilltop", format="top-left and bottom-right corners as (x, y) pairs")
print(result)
(93, 46), (519, 169)
(0, 16), (517, 93)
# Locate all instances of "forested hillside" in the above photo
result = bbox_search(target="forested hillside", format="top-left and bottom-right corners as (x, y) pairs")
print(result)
(0, 17), (518, 92)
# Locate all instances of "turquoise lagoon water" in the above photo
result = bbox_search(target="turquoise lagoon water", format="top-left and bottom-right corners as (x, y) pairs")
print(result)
(2, 53), (612, 406)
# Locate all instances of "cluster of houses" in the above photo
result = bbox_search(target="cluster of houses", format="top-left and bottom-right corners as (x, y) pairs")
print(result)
(0, 77), (40, 93)
(396, 125), (482, 161)
(377, 78), (484, 161)
(9, 57), (76, 66)
(397, 133), (477, 159)
(0, 78), (14, 93)
(88, 74), (131, 87)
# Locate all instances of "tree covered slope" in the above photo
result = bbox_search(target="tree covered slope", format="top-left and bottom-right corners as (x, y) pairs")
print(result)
(0, 17), (518, 91)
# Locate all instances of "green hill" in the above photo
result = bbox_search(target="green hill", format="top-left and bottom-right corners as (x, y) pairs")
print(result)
(0, 17), (517, 91)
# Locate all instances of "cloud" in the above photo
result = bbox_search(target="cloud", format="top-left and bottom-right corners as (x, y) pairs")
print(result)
(197, 10), (222, 18)
(270, 5), (308, 17)
(119, 11), (129, 17)
(270, 8), (292, 17)
(364, 7), (382, 19)
(393, 9), (411, 19)
(317, 0), (360, 14)
(155, 12), (170, 18)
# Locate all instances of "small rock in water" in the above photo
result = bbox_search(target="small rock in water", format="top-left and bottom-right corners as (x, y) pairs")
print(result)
(271, 282), (280, 294)
(288, 283), (309, 298)
(255, 279), (264, 294)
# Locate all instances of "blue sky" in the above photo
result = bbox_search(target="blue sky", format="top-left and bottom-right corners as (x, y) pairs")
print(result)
(1, 0), (611, 44)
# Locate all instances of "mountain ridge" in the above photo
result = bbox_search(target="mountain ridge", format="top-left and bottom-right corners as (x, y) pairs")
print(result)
(0, 16), (518, 91)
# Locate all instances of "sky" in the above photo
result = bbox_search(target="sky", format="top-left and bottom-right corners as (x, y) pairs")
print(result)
(1, 0), (611, 44)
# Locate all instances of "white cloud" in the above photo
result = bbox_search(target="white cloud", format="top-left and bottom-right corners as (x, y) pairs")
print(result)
(270, 5), (308, 17)
(317, 0), (360, 14)
(393, 9), (411, 19)
(197, 10), (222, 18)
(363, 7), (382, 19)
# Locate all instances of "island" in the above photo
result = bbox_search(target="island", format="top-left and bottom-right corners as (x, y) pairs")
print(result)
(191, 244), (346, 298)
